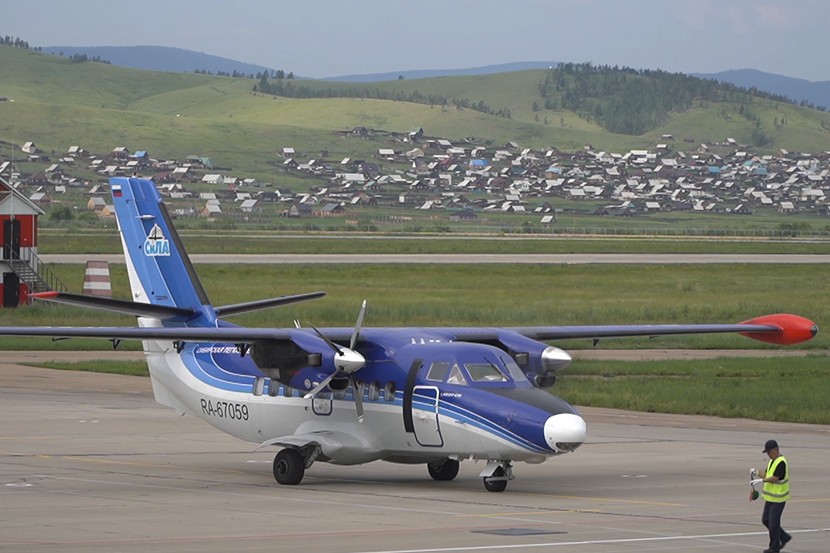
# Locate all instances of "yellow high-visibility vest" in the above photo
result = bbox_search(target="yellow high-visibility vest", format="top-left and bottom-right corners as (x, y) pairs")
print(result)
(762, 455), (790, 503)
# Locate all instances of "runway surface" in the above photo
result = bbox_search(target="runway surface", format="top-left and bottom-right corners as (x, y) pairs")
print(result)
(39, 253), (830, 265)
(2, 359), (829, 553)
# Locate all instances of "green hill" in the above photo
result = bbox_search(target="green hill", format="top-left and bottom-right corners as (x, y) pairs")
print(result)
(1, 45), (829, 178)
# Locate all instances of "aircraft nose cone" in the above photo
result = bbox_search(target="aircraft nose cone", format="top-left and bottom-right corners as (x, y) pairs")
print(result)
(543, 413), (587, 452)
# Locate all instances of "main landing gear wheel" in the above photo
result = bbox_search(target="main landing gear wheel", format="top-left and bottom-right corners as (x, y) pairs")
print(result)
(427, 459), (460, 481)
(273, 449), (305, 485)
(483, 466), (508, 492)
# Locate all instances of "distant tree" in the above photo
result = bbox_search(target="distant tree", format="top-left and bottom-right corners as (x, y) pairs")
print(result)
(48, 206), (74, 222)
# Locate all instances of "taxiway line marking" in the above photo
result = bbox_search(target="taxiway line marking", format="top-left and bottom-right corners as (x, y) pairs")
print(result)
(353, 527), (830, 553)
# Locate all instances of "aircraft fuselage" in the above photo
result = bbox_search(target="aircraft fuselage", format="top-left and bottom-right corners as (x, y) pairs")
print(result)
(144, 331), (587, 466)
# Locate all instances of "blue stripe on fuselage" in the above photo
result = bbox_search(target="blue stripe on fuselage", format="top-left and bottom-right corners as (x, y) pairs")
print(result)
(175, 345), (553, 454)
(179, 342), (264, 393)
(436, 389), (554, 453)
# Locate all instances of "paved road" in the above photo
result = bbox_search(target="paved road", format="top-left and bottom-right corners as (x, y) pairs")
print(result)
(2, 361), (828, 553)
(40, 253), (830, 264)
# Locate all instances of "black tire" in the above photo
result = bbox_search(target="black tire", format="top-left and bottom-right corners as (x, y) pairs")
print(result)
(483, 466), (507, 492)
(427, 459), (460, 481)
(273, 449), (305, 485)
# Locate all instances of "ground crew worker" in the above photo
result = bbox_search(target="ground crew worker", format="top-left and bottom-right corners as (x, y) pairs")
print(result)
(751, 439), (792, 553)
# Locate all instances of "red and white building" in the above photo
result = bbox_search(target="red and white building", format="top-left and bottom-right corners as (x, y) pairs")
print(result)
(0, 176), (45, 307)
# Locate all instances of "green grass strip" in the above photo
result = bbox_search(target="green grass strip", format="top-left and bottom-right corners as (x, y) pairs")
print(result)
(556, 355), (829, 424)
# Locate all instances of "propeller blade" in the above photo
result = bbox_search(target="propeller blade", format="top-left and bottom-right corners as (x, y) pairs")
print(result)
(351, 376), (365, 423)
(306, 303), (369, 420)
(311, 325), (343, 355)
(350, 300), (367, 350)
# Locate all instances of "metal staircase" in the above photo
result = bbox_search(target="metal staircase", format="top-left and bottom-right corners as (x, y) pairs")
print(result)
(8, 249), (69, 297)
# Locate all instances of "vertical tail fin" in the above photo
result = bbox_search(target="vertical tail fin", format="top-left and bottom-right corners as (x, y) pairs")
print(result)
(110, 177), (213, 319)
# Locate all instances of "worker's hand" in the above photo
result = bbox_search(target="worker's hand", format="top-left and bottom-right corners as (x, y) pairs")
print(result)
(750, 478), (763, 486)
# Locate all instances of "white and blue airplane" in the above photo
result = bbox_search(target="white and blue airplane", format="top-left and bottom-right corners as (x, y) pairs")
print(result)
(0, 177), (818, 491)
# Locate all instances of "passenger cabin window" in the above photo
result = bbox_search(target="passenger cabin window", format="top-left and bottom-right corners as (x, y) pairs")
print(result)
(465, 362), (508, 382)
(426, 361), (451, 382)
(368, 381), (380, 401)
(384, 381), (396, 401)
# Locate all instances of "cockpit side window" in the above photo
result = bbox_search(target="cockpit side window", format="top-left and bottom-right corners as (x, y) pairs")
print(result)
(447, 364), (467, 385)
(500, 355), (529, 382)
(465, 362), (508, 382)
(426, 361), (451, 382)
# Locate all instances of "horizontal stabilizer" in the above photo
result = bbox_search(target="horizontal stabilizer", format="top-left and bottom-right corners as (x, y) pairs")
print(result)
(30, 291), (197, 319)
(215, 291), (326, 317)
(0, 324), (292, 342)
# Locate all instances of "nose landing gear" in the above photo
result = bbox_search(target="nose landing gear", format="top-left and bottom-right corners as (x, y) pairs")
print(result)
(480, 460), (514, 492)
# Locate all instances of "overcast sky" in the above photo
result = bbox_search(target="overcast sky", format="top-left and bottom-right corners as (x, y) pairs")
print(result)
(4, 0), (828, 81)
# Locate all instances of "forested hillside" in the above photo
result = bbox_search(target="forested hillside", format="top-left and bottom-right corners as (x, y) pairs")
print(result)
(537, 63), (799, 136)
(2, 40), (830, 159)
(249, 61), (829, 148)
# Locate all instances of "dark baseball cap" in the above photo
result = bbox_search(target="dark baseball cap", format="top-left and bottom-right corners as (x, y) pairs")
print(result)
(762, 439), (779, 453)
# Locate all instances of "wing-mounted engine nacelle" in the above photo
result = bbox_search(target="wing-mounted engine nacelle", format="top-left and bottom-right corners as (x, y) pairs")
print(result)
(493, 331), (571, 388)
(251, 331), (356, 392)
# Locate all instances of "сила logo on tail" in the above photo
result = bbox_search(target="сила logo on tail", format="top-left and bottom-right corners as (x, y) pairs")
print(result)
(144, 223), (170, 257)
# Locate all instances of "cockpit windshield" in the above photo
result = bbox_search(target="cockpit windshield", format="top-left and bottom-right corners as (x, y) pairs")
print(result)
(424, 350), (531, 387)
(464, 362), (507, 382)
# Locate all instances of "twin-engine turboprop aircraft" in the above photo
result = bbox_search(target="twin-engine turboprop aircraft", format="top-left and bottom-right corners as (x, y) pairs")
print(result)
(0, 178), (817, 491)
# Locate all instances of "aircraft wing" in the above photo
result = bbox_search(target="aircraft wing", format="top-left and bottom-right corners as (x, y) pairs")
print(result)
(0, 314), (814, 346)
(487, 313), (818, 346)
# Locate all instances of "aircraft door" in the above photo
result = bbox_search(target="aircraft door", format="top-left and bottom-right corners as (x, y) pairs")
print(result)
(411, 385), (443, 447)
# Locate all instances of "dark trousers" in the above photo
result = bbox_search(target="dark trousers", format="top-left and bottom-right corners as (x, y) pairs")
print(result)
(762, 501), (791, 550)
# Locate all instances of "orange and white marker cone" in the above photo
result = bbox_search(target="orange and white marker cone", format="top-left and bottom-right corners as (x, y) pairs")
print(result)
(82, 260), (112, 297)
